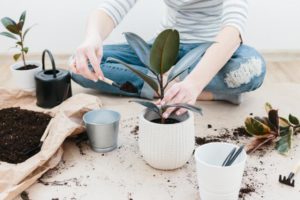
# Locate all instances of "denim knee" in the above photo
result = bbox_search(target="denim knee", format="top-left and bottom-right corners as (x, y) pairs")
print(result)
(222, 46), (266, 93)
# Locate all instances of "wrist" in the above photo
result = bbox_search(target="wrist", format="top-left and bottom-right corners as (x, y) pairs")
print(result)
(84, 33), (102, 44)
(184, 76), (204, 94)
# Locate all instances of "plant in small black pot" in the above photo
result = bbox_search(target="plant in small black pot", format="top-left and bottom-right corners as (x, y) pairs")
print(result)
(108, 29), (212, 170)
(0, 11), (41, 91)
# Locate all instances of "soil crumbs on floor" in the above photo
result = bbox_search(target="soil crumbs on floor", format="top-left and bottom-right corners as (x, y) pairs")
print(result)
(0, 107), (51, 164)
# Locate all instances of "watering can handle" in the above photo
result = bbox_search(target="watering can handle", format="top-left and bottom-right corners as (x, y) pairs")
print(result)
(42, 49), (57, 78)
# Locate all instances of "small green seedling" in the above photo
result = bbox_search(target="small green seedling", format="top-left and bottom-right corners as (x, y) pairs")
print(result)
(0, 11), (35, 69)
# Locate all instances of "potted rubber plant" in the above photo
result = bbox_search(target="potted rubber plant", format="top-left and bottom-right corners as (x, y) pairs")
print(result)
(108, 29), (212, 170)
(0, 11), (41, 91)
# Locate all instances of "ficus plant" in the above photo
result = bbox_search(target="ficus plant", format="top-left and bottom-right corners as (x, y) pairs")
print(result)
(0, 11), (35, 69)
(245, 103), (300, 155)
(108, 29), (212, 123)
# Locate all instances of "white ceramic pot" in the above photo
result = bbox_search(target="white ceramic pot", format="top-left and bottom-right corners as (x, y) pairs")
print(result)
(10, 61), (42, 91)
(139, 109), (195, 170)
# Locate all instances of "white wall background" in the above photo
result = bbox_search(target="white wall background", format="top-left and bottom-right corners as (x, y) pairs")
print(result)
(0, 0), (299, 54)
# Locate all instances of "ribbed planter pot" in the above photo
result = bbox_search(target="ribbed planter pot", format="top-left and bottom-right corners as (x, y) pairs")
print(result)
(10, 61), (42, 91)
(139, 109), (195, 170)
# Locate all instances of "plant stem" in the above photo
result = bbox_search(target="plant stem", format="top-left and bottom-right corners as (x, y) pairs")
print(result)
(19, 33), (27, 68)
(159, 73), (164, 99)
(160, 104), (165, 124)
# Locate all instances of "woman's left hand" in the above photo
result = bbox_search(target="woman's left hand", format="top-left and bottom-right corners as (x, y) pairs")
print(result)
(159, 79), (201, 118)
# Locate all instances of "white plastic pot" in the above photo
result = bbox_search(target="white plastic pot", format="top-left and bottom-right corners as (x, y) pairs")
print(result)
(139, 109), (195, 170)
(10, 61), (42, 91)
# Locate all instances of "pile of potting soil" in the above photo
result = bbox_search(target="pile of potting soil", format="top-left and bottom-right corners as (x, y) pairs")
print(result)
(0, 107), (51, 164)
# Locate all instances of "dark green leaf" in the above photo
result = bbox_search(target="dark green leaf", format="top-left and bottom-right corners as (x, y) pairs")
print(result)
(13, 53), (21, 61)
(22, 47), (29, 53)
(276, 127), (293, 155)
(289, 114), (299, 125)
(245, 117), (271, 137)
(17, 11), (26, 30)
(0, 31), (17, 40)
(19, 11), (26, 23)
(16, 41), (22, 46)
(107, 57), (159, 94)
(150, 29), (179, 74)
(167, 42), (213, 83)
(268, 109), (279, 131)
(129, 100), (160, 115)
(1, 17), (19, 34)
(162, 103), (202, 115)
(124, 32), (151, 68)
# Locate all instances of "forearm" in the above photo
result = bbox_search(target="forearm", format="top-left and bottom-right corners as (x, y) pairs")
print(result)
(185, 26), (242, 92)
(85, 10), (115, 41)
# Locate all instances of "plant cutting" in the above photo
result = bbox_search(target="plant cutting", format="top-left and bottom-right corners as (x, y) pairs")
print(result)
(245, 103), (300, 155)
(0, 11), (41, 91)
(108, 29), (212, 170)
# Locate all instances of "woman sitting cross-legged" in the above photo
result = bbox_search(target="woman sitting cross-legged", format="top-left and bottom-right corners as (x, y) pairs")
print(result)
(70, 0), (266, 118)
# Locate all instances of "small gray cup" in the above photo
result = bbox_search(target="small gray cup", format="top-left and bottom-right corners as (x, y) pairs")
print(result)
(83, 109), (120, 153)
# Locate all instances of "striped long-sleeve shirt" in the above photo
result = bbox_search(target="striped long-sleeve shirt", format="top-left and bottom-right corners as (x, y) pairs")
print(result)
(98, 0), (249, 43)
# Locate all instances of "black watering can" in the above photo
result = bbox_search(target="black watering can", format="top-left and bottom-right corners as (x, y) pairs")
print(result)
(35, 49), (72, 108)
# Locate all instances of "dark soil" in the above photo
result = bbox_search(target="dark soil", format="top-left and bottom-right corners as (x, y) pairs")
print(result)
(73, 132), (89, 155)
(130, 125), (139, 135)
(151, 118), (180, 124)
(233, 127), (251, 137)
(207, 124), (212, 129)
(0, 107), (51, 164)
(120, 81), (138, 93)
(20, 191), (30, 200)
(17, 64), (39, 70)
(195, 127), (251, 146)
(239, 184), (256, 199)
(195, 137), (222, 145)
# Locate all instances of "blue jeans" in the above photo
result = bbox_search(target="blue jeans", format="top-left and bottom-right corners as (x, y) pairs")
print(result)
(72, 43), (266, 99)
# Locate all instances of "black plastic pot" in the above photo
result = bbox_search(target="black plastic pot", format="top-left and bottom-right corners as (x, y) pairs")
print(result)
(35, 50), (72, 108)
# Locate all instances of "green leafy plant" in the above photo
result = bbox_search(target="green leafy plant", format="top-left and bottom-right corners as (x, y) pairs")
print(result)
(0, 11), (35, 69)
(245, 103), (300, 155)
(108, 29), (212, 123)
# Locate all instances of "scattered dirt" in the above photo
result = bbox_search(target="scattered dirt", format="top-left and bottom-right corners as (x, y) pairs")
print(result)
(233, 127), (251, 137)
(20, 191), (30, 200)
(120, 81), (138, 93)
(207, 124), (212, 129)
(195, 127), (251, 146)
(17, 64), (39, 70)
(195, 137), (222, 145)
(38, 177), (86, 187)
(73, 132), (89, 155)
(130, 125), (139, 135)
(0, 107), (51, 164)
(151, 118), (179, 124)
(239, 184), (256, 199)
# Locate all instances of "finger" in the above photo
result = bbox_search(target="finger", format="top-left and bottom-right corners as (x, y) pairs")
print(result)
(87, 48), (104, 80)
(163, 92), (185, 118)
(176, 100), (194, 116)
(76, 53), (98, 81)
(162, 84), (180, 105)
(176, 108), (187, 116)
(69, 56), (78, 73)
(155, 99), (161, 105)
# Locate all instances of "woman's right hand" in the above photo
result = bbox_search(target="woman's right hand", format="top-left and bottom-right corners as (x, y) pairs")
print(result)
(70, 35), (104, 82)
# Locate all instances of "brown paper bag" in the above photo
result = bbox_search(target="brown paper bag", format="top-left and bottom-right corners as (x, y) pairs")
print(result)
(0, 88), (101, 200)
